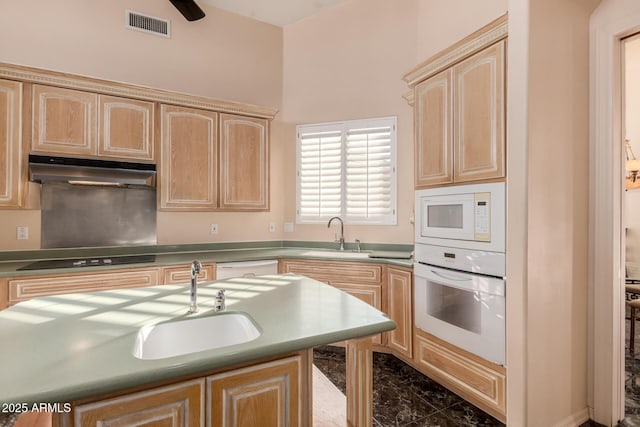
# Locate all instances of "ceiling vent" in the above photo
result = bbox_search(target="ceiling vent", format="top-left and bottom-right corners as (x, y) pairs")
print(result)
(125, 10), (170, 38)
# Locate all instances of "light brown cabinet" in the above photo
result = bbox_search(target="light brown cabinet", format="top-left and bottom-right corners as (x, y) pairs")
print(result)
(159, 105), (219, 211)
(453, 41), (505, 183)
(414, 329), (506, 422)
(414, 69), (453, 187)
(0, 79), (26, 208)
(4, 268), (160, 305)
(32, 85), (97, 157)
(56, 352), (310, 427)
(98, 95), (154, 161)
(208, 355), (307, 427)
(73, 379), (204, 427)
(219, 113), (269, 210)
(386, 266), (413, 360)
(279, 259), (384, 346)
(409, 36), (505, 188)
(163, 263), (216, 285)
(32, 85), (155, 162)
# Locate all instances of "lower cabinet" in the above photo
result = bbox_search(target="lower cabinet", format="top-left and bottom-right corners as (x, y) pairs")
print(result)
(413, 329), (506, 423)
(5, 268), (160, 306)
(57, 352), (310, 427)
(386, 266), (413, 361)
(73, 378), (204, 427)
(279, 259), (384, 345)
(208, 355), (305, 427)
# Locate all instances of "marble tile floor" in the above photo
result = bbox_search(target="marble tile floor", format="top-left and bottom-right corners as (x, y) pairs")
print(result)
(622, 303), (640, 426)
(313, 346), (504, 427)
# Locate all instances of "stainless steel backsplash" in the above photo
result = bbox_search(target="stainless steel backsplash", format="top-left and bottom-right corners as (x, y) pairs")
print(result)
(41, 182), (157, 249)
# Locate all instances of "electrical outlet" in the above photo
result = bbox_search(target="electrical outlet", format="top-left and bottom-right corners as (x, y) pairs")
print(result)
(284, 222), (294, 233)
(210, 224), (218, 235)
(268, 223), (276, 233)
(17, 226), (28, 240)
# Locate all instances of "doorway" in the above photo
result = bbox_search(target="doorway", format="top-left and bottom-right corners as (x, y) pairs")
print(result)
(590, 2), (640, 425)
(623, 32), (640, 425)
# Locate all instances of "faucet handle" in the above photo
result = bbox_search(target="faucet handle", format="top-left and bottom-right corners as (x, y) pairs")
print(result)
(355, 239), (361, 253)
(215, 289), (226, 312)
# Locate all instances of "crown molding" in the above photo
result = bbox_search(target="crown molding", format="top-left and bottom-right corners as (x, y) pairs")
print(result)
(402, 13), (508, 89)
(0, 62), (279, 120)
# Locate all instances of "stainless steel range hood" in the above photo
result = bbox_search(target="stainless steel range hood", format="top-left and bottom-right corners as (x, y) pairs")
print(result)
(29, 155), (156, 186)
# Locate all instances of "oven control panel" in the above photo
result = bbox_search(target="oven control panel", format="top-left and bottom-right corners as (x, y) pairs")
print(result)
(414, 243), (505, 278)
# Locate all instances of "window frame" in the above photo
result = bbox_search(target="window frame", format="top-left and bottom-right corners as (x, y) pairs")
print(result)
(295, 116), (397, 225)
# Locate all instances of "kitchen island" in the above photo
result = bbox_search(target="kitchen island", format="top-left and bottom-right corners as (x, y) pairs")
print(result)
(0, 273), (395, 426)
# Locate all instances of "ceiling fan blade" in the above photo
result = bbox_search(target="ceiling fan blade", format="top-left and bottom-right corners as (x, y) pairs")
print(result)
(169, 0), (206, 21)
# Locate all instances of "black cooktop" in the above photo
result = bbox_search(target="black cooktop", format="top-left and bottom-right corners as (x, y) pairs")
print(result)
(17, 254), (156, 271)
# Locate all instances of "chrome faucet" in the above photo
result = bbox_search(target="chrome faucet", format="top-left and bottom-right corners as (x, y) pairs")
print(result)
(188, 260), (202, 314)
(327, 216), (345, 251)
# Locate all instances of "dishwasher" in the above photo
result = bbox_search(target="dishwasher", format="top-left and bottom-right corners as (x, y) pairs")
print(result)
(215, 260), (278, 280)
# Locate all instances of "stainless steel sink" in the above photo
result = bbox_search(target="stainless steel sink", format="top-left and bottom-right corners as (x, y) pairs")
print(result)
(133, 312), (260, 360)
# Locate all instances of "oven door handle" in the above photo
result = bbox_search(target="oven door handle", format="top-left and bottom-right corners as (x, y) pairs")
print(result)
(428, 269), (472, 283)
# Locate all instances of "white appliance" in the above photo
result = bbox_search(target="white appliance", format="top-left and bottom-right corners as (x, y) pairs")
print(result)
(414, 182), (506, 366)
(415, 182), (505, 253)
(216, 260), (278, 280)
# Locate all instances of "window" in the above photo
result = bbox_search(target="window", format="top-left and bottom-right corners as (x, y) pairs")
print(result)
(296, 116), (397, 224)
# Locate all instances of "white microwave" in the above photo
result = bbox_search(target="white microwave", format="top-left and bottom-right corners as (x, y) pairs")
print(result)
(415, 182), (505, 253)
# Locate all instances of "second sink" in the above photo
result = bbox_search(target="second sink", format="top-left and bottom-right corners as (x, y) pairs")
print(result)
(133, 312), (261, 360)
(301, 250), (370, 259)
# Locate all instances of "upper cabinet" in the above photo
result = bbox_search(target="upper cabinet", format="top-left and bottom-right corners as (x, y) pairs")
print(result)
(219, 114), (269, 210)
(32, 85), (97, 157)
(405, 15), (507, 189)
(414, 69), (453, 187)
(159, 105), (218, 211)
(32, 85), (155, 162)
(453, 42), (504, 183)
(0, 79), (26, 208)
(98, 95), (154, 162)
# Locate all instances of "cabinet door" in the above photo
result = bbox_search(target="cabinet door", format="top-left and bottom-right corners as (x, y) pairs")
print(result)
(163, 263), (216, 285)
(160, 105), (218, 210)
(74, 379), (204, 427)
(219, 114), (269, 210)
(98, 95), (154, 162)
(7, 268), (160, 304)
(0, 79), (25, 208)
(331, 282), (383, 345)
(387, 267), (413, 360)
(414, 69), (453, 188)
(453, 40), (505, 183)
(207, 355), (303, 427)
(32, 85), (97, 156)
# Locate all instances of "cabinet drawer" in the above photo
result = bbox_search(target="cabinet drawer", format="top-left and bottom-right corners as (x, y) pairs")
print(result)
(8, 268), (160, 304)
(74, 378), (204, 427)
(279, 259), (383, 284)
(414, 330), (506, 422)
(162, 263), (215, 285)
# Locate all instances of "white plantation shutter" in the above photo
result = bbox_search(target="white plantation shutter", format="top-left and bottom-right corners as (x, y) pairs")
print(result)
(297, 117), (396, 224)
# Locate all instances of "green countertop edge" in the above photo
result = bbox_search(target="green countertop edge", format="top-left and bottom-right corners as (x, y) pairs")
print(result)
(0, 240), (413, 262)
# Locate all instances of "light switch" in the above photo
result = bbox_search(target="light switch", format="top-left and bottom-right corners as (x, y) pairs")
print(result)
(284, 222), (294, 233)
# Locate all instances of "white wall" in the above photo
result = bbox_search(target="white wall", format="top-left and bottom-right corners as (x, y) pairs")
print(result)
(281, 0), (507, 245)
(0, 0), (284, 250)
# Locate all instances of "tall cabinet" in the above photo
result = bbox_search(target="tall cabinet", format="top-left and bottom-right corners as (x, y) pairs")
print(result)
(407, 18), (506, 189)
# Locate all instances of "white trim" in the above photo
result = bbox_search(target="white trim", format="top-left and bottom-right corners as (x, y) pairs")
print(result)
(589, 1), (640, 424)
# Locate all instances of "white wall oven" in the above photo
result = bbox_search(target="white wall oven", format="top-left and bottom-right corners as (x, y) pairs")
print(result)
(414, 183), (506, 366)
